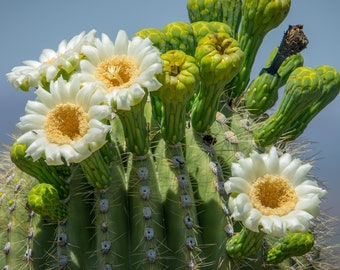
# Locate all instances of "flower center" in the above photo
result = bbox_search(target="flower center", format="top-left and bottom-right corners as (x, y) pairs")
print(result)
(95, 55), (139, 90)
(248, 174), (298, 216)
(45, 103), (89, 145)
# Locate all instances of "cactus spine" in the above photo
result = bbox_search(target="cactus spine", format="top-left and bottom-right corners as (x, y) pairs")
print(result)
(1, 1), (339, 269)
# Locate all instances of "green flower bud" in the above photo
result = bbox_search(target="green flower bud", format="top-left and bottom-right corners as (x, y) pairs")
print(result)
(228, 0), (291, 98)
(134, 28), (168, 53)
(162, 22), (196, 56)
(191, 21), (232, 42)
(187, 0), (242, 38)
(27, 183), (68, 221)
(226, 228), (265, 259)
(187, 0), (222, 23)
(283, 65), (340, 141)
(266, 231), (314, 264)
(254, 66), (323, 146)
(245, 71), (281, 115)
(191, 32), (244, 132)
(155, 50), (199, 144)
(245, 52), (304, 115)
(10, 141), (70, 199)
(195, 32), (244, 87)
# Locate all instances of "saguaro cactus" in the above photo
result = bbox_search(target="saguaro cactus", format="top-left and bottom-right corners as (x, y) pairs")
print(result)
(1, 1), (339, 269)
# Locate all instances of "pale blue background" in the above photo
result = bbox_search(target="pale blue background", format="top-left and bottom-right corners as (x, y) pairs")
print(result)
(1, 0), (339, 248)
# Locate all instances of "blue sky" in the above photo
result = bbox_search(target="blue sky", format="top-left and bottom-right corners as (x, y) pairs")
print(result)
(1, 0), (340, 246)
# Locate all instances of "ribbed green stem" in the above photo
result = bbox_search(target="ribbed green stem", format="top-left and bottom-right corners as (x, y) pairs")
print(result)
(161, 101), (187, 144)
(80, 138), (128, 268)
(156, 140), (200, 268)
(116, 99), (149, 156)
(127, 153), (165, 269)
(59, 168), (95, 269)
(191, 81), (225, 133)
(227, 36), (264, 98)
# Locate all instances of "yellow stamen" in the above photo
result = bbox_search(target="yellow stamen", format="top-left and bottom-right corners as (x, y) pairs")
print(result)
(45, 103), (89, 145)
(95, 55), (139, 90)
(249, 174), (297, 216)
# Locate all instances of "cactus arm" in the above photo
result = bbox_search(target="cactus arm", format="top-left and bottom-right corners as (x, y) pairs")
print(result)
(0, 174), (40, 269)
(156, 141), (201, 268)
(58, 173), (95, 269)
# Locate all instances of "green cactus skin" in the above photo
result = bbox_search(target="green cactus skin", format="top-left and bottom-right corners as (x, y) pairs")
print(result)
(253, 66), (324, 147)
(266, 231), (314, 264)
(228, 0), (291, 98)
(2, 1), (340, 269)
(126, 153), (166, 269)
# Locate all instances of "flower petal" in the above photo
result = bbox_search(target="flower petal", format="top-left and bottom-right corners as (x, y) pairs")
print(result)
(225, 177), (251, 194)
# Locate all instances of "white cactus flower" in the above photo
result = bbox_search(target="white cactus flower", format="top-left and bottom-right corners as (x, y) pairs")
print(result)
(78, 30), (162, 110)
(225, 147), (326, 237)
(6, 30), (96, 91)
(16, 77), (111, 165)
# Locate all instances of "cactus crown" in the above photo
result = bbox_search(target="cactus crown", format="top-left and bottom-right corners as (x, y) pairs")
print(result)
(1, 1), (339, 269)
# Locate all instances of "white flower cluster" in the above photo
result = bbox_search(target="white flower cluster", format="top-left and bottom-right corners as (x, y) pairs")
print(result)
(8, 30), (163, 165)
